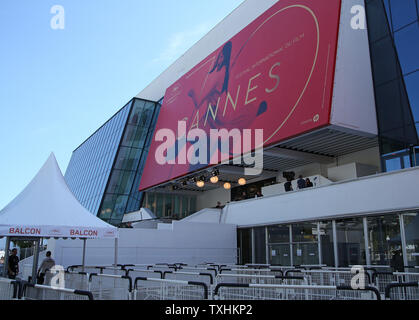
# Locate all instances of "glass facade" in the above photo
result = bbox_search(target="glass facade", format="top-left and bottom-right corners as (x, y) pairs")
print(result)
(97, 99), (160, 225)
(142, 192), (197, 219)
(402, 212), (419, 266)
(336, 218), (366, 267)
(239, 212), (418, 268)
(64, 102), (131, 214)
(365, 0), (419, 170)
(65, 98), (160, 226)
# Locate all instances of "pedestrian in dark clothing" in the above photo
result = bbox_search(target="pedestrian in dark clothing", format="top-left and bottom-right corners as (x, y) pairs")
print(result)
(391, 250), (404, 272)
(8, 248), (19, 279)
(284, 181), (293, 192)
(305, 178), (314, 188)
(297, 175), (306, 190)
(256, 191), (264, 198)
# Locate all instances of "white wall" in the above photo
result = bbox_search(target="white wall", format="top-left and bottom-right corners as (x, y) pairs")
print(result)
(197, 188), (231, 211)
(48, 222), (237, 267)
(221, 167), (419, 227)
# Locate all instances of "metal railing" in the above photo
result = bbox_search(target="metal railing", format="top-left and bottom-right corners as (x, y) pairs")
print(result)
(213, 283), (381, 300)
(21, 282), (93, 300)
(215, 274), (307, 286)
(88, 273), (132, 300)
(0, 277), (20, 300)
(385, 282), (419, 300)
(133, 277), (208, 300)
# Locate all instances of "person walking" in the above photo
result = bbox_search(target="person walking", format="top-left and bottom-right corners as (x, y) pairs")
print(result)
(37, 251), (56, 284)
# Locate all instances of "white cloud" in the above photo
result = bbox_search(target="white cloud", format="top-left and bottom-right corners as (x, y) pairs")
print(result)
(152, 22), (214, 64)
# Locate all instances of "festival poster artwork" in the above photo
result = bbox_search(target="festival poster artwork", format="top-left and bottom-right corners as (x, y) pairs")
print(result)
(139, 0), (342, 191)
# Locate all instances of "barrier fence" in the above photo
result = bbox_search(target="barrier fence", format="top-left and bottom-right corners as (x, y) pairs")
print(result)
(163, 271), (214, 286)
(220, 268), (284, 277)
(133, 277), (208, 300)
(127, 269), (164, 280)
(385, 282), (419, 300)
(21, 282), (93, 300)
(0, 278), (19, 300)
(215, 274), (307, 286)
(2, 264), (419, 300)
(213, 283), (381, 300)
(88, 274), (132, 300)
(285, 269), (372, 287)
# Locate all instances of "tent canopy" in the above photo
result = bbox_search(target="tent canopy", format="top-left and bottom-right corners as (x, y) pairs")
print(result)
(0, 153), (118, 239)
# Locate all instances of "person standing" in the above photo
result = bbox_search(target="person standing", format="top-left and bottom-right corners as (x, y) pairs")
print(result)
(390, 250), (404, 273)
(8, 248), (19, 279)
(305, 178), (314, 188)
(297, 175), (306, 190)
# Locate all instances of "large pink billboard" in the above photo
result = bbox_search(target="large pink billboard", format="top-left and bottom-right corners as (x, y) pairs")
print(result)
(140, 0), (342, 191)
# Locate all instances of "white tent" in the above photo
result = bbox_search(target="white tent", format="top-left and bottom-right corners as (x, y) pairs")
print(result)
(0, 153), (118, 281)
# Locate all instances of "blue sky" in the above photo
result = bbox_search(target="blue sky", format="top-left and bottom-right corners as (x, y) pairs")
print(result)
(0, 0), (244, 213)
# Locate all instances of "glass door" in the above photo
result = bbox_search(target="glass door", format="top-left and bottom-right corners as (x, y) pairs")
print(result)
(293, 243), (319, 266)
(269, 244), (291, 266)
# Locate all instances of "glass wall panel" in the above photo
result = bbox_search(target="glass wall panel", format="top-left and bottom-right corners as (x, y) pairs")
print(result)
(268, 226), (290, 243)
(319, 221), (335, 266)
(367, 214), (402, 266)
(292, 223), (319, 265)
(65, 101), (131, 215)
(336, 218), (366, 267)
(268, 244), (291, 266)
(97, 99), (161, 225)
(254, 227), (267, 264)
(389, 0), (417, 30)
(365, 0), (419, 170)
(403, 212), (419, 267)
(238, 229), (252, 265)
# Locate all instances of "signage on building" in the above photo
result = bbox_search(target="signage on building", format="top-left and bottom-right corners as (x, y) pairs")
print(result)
(139, 0), (342, 191)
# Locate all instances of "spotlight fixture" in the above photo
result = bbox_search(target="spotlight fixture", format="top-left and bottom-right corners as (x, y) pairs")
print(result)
(223, 182), (231, 190)
(196, 180), (205, 188)
(210, 176), (219, 184)
(238, 178), (247, 186)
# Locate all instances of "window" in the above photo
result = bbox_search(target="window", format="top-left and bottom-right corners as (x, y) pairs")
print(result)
(402, 212), (419, 267)
(367, 215), (402, 266)
(254, 227), (266, 264)
(292, 223), (319, 266)
(319, 221), (335, 266)
(336, 218), (366, 267)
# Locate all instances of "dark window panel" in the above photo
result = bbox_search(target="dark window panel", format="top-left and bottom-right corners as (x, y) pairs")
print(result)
(389, 0), (418, 31)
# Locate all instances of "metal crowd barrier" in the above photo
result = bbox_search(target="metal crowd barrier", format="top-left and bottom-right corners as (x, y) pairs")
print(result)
(133, 277), (208, 300)
(213, 283), (381, 300)
(42, 271), (89, 290)
(101, 267), (128, 276)
(215, 274), (307, 286)
(372, 272), (400, 293)
(285, 269), (371, 286)
(127, 269), (164, 280)
(395, 272), (419, 283)
(385, 282), (419, 300)
(178, 266), (218, 278)
(0, 277), (20, 300)
(88, 274), (132, 300)
(220, 268), (284, 277)
(21, 282), (93, 300)
(163, 271), (214, 286)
